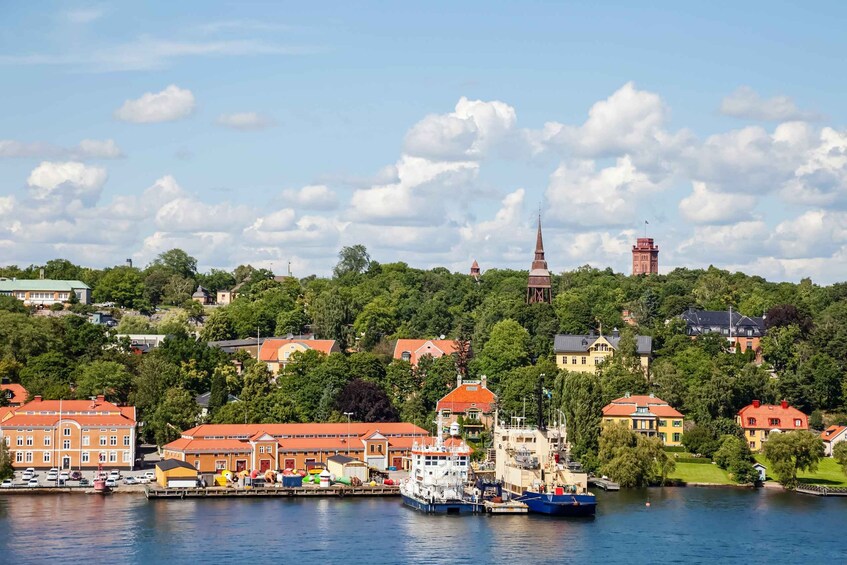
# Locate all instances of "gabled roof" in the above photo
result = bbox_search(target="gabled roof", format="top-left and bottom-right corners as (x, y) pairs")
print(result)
(157, 459), (199, 472)
(602, 395), (683, 419)
(327, 454), (362, 465)
(821, 425), (847, 442)
(737, 403), (807, 430)
(436, 382), (496, 414)
(392, 339), (460, 365)
(259, 338), (338, 362)
(1, 383), (28, 402)
(0, 279), (90, 291)
(554, 334), (652, 355)
(679, 309), (765, 336)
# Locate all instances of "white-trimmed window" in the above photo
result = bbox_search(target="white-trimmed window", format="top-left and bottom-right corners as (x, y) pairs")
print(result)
(63, 440), (70, 450)
(43, 452), (51, 463)
(63, 428), (71, 437)
(43, 435), (51, 446)
(81, 452), (90, 463)
(123, 435), (130, 446)
(25, 452), (32, 463)
(215, 460), (227, 471)
(26, 436), (33, 446)
(110, 436), (117, 446)
(122, 451), (131, 463)
(16, 436), (22, 446)
(109, 451), (117, 463)
(100, 436), (107, 446)
(82, 435), (90, 446)
(16, 451), (23, 463)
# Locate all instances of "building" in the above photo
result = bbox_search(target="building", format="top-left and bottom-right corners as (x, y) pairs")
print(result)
(155, 459), (199, 488)
(436, 376), (496, 440)
(0, 395), (137, 470)
(392, 339), (460, 367)
(195, 391), (240, 418)
(1, 383), (28, 407)
(470, 260), (481, 282)
(161, 422), (429, 473)
(753, 462), (767, 482)
(820, 425), (847, 456)
(526, 216), (552, 304)
(632, 237), (659, 275)
(192, 285), (213, 305)
(601, 394), (684, 446)
(679, 307), (766, 357)
(737, 400), (808, 451)
(554, 331), (652, 373)
(327, 454), (369, 480)
(259, 338), (341, 375)
(0, 279), (91, 306)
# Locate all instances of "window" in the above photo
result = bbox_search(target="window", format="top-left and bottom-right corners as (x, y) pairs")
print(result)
(582, 356), (586, 364)
(16, 451), (23, 463)
(110, 436), (117, 446)
(82, 435), (90, 447)
(215, 460), (227, 471)
(401, 351), (411, 362)
(768, 418), (781, 427)
(571, 357), (576, 365)
(659, 433), (666, 442)
(370, 444), (375, 453)
(16, 436), (22, 446)
(124, 435), (130, 446)
(259, 446), (265, 454)
(43, 452), (51, 463)
(109, 451), (117, 463)
(25, 452), (33, 463)
(44, 435), (51, 446)
(658, 420), (666, 427)
(82, 452), (89, 463)
(746, 340), (753, 351)
(749, 430), (756, 437)
(672, 420), (682, 428)
(100, 436), (107, 446)
(672, 433), (681, 443)
(795, 419), (802, 427)
(26, 436), (33, 446)
(63, 440), (70, 450)
(123, 451), (131, 463)
(747, 417), (756, 426)
(63, 428), (71, 437)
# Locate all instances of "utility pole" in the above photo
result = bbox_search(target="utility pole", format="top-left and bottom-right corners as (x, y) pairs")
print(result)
(343, 412), (354, 457)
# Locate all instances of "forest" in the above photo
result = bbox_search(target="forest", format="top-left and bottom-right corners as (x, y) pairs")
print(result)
(2, 245), (847, 472)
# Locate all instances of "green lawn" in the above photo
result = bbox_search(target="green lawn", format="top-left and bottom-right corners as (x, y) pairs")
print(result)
(754, 454), (847, 486)
(668, 462), (734, 484)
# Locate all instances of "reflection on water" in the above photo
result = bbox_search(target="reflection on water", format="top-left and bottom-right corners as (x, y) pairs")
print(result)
(0, 489), (845, 564)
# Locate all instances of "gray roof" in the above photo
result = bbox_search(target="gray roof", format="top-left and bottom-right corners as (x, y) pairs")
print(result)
(156, 459), (198, 472)
(327, 454), (365, 465)
(679, 308), (765, 336)
(554, 334), (652, 354)
(195, 391), (239, 408)
(0, 279), (90, 291)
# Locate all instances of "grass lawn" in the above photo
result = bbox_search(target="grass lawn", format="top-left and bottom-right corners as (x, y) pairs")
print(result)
(668, 462), (734, 484)
(754, 454), (847, 486)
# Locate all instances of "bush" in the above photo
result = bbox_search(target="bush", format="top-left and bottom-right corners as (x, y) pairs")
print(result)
(49, 303), (65, 312)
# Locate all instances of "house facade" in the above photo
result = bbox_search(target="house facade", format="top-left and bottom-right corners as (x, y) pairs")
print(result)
(601, 394), (685, 446)
(737, 400), (808, 451)
(1, 383), (28, 407)
(820, 425), (847, 456)
(0, 279), (91, 306)
(161, 422), (429, 474)
(0, 395), (137, 470)
(554, 332), (652, 374)
(392, 339), (460, 367)
(192, 285), (213, 305)
(436, 376), (496, 440)
(679, 308), (766, 357)
(259, 338), (341, 375)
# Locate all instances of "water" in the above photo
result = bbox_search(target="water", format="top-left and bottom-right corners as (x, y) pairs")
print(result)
(0, 488), (845, 564)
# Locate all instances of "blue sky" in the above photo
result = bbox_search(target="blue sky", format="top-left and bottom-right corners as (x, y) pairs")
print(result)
(2, 2), (847, 282)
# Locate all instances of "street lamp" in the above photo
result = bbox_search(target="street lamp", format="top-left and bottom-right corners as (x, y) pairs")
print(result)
(343, 412), (354, 457)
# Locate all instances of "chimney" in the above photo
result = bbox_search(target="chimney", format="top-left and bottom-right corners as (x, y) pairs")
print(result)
(781, 400), (788, 409)
(39, 268), (44, 280)
(752, 399), (761, 408)
(96, 394), (105, 403)
(612, 327), (620, 338)
(34, 395), (42, 402)
(481, 375), (487, 389)
(126, 258), (133, 268)
(456, 373), (463, 388)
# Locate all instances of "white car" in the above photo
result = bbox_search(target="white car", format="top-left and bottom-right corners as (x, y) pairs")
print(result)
(137, 476), (151, 484)
(143, 471), (155, 480)
(104, 478), (118, 488)
(123, 476), (138, 485)
(47, 471), (59, 481)
(27, 478), (39, 487)
(58, 471), (69, 482)
(1, 479), (13, 488)
(22, 472), (33, 481)
(109, 469), (121, 479)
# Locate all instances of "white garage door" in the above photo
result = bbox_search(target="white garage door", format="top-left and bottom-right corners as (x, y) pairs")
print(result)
(168, 478), (197, 488)
(366, 457), (385, 470)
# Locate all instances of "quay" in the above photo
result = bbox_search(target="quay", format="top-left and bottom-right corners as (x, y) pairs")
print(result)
(794, 484), (847, 497)
(588, 477), (620, 491)
(144, 485), (400, 499)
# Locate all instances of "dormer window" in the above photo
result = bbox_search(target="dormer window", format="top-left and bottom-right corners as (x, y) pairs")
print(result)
(769, 418), (780, 427)
(747, 417), (756, 426)
(794, 419), (802, 427)
(401, 351), (411, 362)
(636, 407), (648, 414)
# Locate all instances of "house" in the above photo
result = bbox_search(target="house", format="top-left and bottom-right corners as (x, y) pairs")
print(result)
(0, 278), (91, 306)
(155, 459), (199, 488)
(1, 383), (28, 407)
(601, 393), (685, 446)
(195, 391), (240, 418)
(192, 285), (213, 305)
(161, 422), (429, 474)
(554, 331), (652, 374)
(436, 375), (496, 440)
(392, 339), (461, 367)
(89, 312), (117, 327)
(327, 454), (369, 481)
(0, 395), (137, 470)
(259, 338), (341, 375)
(737, 400), (808, 451)
(679, 308), (765, 358)
(820, 425), (847, 456)
(753, 462), (767, 482)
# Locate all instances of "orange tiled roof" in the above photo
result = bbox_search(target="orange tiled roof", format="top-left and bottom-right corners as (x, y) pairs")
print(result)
(393, 339), (460, 366)
(0, 407), (16, 422)
(163, 438), (253, 454)
(737, 403), (808, 430)
(436, 382), (496, 414)
(181, 422), (428, 439)
(821, 425), (847, 441)
(0, 413), (136, 427)
(259, 339), (338, 362)
(1, 383), (28, 403)
(16, 396), (124, 415)
(602, 395), (684, 419)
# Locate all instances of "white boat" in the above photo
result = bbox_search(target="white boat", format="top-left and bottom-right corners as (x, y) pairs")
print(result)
(400, 415), (477, 514)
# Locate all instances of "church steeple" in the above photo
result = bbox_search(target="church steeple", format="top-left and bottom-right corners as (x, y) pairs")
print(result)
(527, 215), (552, 304)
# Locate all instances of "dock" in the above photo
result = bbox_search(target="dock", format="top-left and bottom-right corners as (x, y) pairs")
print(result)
(588, 477), (620, 491)
(795, 484), (847, 497)
(484, 500), (528, 514)
(144, 485), (400, 499)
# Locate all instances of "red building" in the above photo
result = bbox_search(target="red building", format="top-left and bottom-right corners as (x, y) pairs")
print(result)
(632, 237), (659, 275)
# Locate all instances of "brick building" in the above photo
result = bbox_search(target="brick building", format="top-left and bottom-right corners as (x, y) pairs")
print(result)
(632, 237), (659, 275)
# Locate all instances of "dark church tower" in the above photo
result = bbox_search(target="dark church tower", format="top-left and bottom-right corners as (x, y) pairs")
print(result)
(526, 216), (552, 304)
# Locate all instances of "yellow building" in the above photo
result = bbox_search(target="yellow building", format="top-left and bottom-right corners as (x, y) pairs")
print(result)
(258, 338), (341, 375)
(737, 400), (808, 451)
(155, 459), (199, 488)
(554, 333), (652, 374)
(601, 394), (684, 446)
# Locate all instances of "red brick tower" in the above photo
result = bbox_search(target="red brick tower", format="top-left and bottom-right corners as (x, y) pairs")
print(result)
(527, 216), (552, 303)
(632, 238), (659, 275)
(470, 260), (481, 282)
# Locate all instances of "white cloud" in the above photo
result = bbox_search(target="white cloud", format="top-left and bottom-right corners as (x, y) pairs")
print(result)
(781, 127), (847, 206)
(65, 8), (104, 24)
(281, 185), (338, 210)
(154, 197), (254, 233)
(0, 138), (123, 159)
(216, 112), (276, 130)
(678, 182), (757, 224)
(720, 86), (819, 121)
(114, 85), (195, 123)
(249, 208), (297, 232)
(26, 161), (107, 203)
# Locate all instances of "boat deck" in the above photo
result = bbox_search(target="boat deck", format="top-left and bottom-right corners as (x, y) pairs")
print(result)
(588, 477), (620, 491)
(145, 485), (400, 499)
(484, 500), (528, 514)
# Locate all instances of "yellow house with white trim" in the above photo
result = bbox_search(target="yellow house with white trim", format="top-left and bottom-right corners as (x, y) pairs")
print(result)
(554, 333), (651, 373)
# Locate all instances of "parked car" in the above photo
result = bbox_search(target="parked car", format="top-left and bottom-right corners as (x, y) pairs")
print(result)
(143, 471), (156, 480)
(47, 471), (59, 481)
(137, 476), (151, 484)
(27, 478), (39, 487)
(104, 478), (118, 488)
(123, 476), (138, 485)
(22, 472), (34, 481)
(109, 469), (121, 479)
(79, 478), (90, 487)
(69, 471), (82, 480)
(25, 467), (37, 475)
(1, 479), (13, 488)
(59, 471), (69, 482)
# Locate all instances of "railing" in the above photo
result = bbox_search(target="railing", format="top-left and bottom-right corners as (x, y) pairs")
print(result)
(795, 482), (847, 496)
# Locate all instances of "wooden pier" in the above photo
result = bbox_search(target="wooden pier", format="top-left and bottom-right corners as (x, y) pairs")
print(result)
(144, 485), (400, 499)
(588, 477), (620, 491)
(795, 483), (847, 497)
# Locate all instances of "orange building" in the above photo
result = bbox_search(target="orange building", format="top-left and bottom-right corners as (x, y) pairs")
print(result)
(1, 383), (28, 407)
(162, 422), (429, 474)
(393, 339), (460, 367)
(259, 338), (341, 375)
(436, 376), (496, 440)
(737, 400), (808, 451)
(0, 395), (137, 470)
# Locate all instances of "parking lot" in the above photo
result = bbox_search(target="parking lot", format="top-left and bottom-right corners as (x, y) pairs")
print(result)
(3, 467), (158, 489)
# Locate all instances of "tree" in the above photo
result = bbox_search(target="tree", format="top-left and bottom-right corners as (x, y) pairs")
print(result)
(353, 296), (398, 349)
(713, 435), (758, 483)
(765, 304), (813, 335)
(762, 431), (825, 488)
(149, 387), (200, 445)
(74, 360), (133, 404)
(0, 295), (27, 314)
(0, 441), (13, 480)
(162, 275), (194, 306)
(557, 370), (603, 467)
(681, 425), (720, 458)
(201, 309), (236, 341)
(472, 319), (530, 385)
(93, 266), (144, 308)
(157, 309), (191, 336)
(116, 315), (154, 334)
(208, 366), (230, 416)
(833, 441), (847, 476)
(334, 244), (370, 278)
(598, 422), (674, 487)
(336, 379), (399, 422)
(152, 248), (198, 279)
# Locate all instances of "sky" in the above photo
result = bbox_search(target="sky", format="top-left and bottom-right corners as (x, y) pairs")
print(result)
(2, 1), (847, 283)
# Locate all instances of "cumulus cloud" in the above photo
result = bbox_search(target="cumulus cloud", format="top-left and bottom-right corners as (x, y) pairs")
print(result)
(216, 112), (276, 130)
(720, 86), (819, 121)
(114, 85), (195, 123)
(281, 185), (338, 210)
(678, 182), (757, 224)
(0, 138), (123, 159)
(26, 161), (107, 203)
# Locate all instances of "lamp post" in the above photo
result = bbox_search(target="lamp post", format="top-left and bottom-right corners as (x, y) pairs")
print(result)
(343, 412), (354, 457)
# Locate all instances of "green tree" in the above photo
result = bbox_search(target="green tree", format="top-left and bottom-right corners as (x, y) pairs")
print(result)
(152, 248), (198, 279)
(0, 441), (14, 480)
(74, 360), (133, 404)
(150, 387), (200, 445)
(713, 435), (758, 483)
(200, 309), (236, 341)
(353, 296), (398, 349)
(116, 314), (154, 334)
(557, 370), (603, 469)
(208, 366), (230, 415)
(833, 441), (847, 476)
(681, 425), (720, 458)
(472, 319), (530, 385)
(762, 431), (825, 488)
(0, 295), (28, 313)
(334, 244), (370, 278)
(93, 266), (145, 308)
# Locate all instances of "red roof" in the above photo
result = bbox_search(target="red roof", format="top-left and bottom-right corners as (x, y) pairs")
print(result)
(393, 339), (460, 366)
(602, 395), (683, 419)
(737, 402), (808, 430)
(16, 395), (125, 415)
(821, 425), (847, 442)
(1, 383), (28, 403)
(181, 422), (428, 439)
(259, 339), (339, 362)
(436, 382), (496, 414)
(0, 394), (137, 427)
(0, 414), (136, 427)
(163, 438), (253, 454)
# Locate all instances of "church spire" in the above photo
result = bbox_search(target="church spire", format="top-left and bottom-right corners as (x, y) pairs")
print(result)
(527, 214), (552, 304)
(533, 215), (546, 265)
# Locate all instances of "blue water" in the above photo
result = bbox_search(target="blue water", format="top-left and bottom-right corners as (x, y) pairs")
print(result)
(0, 488), (845, 564)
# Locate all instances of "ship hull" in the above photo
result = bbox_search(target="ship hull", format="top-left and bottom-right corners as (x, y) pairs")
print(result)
(516, 492), (596, 517)
(401, 493), (478, 515)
